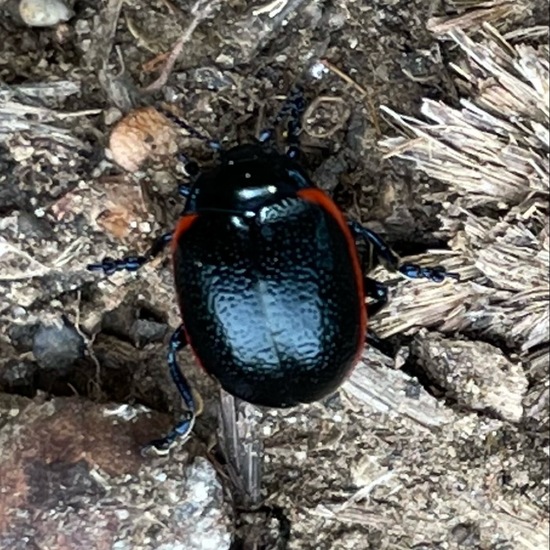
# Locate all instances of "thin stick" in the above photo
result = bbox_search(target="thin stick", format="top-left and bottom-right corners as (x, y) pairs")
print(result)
(141, 0), (222, 93)
(217, 390), (264, 507)
(320, 59), (381, 137)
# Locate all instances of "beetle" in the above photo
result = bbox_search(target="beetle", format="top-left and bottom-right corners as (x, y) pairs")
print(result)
(88, 88), (458, 452)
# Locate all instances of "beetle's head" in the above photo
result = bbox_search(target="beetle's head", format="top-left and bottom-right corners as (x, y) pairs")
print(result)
(219, 143), (270, 165)
(187, 141), (312, 215)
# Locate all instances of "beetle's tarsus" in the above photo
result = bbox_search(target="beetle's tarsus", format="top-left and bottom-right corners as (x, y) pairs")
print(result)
(87, 232), (172, 275)
(87, 255), (147, 275)
(143, 324), (196, 455)
(350, 221), (459, 283)
(141, 439), (173, 457)
(142, 411), (195, 456)
(398, 262), (460, 283)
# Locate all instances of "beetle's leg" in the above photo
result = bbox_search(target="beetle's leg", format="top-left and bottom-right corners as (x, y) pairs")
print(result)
(87, 232), (172, 275)
(363, 276), (394, 356)
(349, 221), (460, 283)
(88, 143), (197, 276)
(364, 276), (388, 318)
(143, 324), (196, 455)
(365, 328), (394, 357)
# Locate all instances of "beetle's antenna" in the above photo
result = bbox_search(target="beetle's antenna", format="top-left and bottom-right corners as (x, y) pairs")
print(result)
(158, 106), (222, 152)
(258, 85), (306, 156)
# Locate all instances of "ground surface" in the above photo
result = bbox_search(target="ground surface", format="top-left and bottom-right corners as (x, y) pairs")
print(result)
(0, 1), (548, 549)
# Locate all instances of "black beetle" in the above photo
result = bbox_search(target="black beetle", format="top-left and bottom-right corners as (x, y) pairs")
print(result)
(89, 88), (458, 452)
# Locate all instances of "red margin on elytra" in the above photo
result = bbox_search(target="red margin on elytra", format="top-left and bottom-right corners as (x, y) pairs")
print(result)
(297, 188), (367, 364)
(172, 214), (199, 253)
(171, 213), (207, 373)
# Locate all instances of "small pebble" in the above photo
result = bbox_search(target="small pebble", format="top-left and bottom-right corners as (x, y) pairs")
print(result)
(19, 0), (73, 27)
(32, 319), (85, 372)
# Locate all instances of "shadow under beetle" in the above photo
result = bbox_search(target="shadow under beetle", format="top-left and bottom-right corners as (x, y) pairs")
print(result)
(88, 88), (458, 453)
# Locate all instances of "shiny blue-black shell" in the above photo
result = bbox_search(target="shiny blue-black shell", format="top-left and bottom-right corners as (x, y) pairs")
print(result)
(172, 144), (366, 408)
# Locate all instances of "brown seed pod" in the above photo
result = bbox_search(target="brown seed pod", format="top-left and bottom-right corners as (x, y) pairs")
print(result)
(108, 107), (179, 172)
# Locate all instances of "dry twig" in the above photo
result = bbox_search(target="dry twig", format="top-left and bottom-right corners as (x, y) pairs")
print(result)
(427, 0), (530, 34)
(141, 0), (223, 93)
(320, 59), (381, 137)
(380, 26), (549, 203)
(377, 25), (549, 359)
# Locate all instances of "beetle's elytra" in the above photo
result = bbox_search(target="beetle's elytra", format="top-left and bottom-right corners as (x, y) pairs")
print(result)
(173, 145), (366, 409)
(89, 88), (458, 453)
